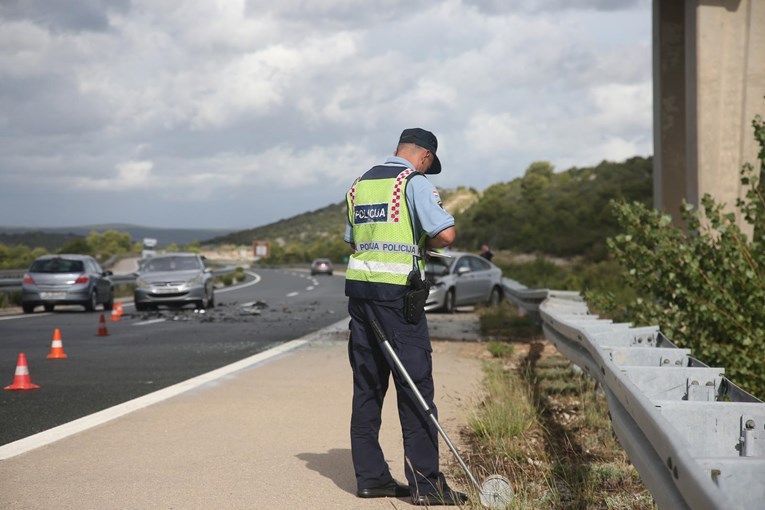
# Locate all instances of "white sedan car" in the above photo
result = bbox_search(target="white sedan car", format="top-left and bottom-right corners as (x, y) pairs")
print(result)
(424, 252), (503, 313)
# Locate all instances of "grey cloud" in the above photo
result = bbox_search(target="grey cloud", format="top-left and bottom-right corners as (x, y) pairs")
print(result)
(0, 0), (653, 229)
(464, 0), (645, 14)
(0, 75), (108, 137)
(244, 0), (431, 26)
(0, 0), (130, 32)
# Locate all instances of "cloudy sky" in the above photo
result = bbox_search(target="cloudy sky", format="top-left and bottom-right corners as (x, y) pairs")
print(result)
(0, 0), (652, 230)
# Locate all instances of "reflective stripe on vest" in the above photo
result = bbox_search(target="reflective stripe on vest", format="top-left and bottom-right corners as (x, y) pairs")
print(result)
(353, 241), (423, 257)
(347, 258), (412, 276)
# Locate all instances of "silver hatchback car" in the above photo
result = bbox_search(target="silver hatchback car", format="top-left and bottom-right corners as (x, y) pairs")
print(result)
(424, 251), (503, 313)
(21, 254), (114, 313)
(133, 253), (215, 311)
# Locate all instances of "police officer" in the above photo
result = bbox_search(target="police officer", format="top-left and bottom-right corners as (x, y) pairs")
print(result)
(344, 128), (467, 506)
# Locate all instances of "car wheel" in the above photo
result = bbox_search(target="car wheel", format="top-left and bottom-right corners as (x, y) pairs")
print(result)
(489, 286), (502, 306)
(22, 303), (35, 314)
(85, 290), (97, 312)
(135, 302), (148, 312)
(44, 303), (55, 313)
(444, 289), (456, 314)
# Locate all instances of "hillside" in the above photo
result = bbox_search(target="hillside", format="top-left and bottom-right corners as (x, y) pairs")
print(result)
(455, 157), (653, 259)
(439, 186), (481, 214)
(205, 202), (347, 247)
(205, 157), (652, 263)
(205, 187), (481, 249)
(0, 231), (82, 252)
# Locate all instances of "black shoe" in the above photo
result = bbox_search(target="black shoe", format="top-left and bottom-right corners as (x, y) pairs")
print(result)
(357, 480), (410, 498)
(412, 489), (469, 506)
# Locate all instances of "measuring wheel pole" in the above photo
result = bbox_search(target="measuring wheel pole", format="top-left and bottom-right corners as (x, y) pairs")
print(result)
(370, 319), (484, 493)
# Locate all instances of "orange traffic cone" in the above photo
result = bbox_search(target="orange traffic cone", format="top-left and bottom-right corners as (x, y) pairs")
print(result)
(47, 328), (68, 359)
(5, 353), (40, 391)
(96, 313), (109, 337)
(112, 301), (125, 322)
(110, 303), (121, 322)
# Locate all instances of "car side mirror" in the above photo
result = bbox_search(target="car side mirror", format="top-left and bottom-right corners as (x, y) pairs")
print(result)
(104, 270), (113, 276)
(457, 266), (471, 276)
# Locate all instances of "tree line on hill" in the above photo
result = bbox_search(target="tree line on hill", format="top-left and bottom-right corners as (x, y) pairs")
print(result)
(0, 231), (141, 269)
(206, 156), (653, 265)
(454, 157), (652, 260)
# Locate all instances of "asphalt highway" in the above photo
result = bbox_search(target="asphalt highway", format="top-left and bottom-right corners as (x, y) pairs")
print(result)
(0, 268), (347, 446)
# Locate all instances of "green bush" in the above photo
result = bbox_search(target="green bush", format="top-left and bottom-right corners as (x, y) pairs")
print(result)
(589, 115), (765, 398)
(0, 245), (47, 269)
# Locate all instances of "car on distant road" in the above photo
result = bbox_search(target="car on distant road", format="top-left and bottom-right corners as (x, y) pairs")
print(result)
(133, 252), (215, 311)
(21, 254), (114, 313)
(424, 251), (503, 313)
(310, 258), (334, 276)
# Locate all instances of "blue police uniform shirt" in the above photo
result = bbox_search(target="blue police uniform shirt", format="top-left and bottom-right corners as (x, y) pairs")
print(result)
(345, 156), (454, 244)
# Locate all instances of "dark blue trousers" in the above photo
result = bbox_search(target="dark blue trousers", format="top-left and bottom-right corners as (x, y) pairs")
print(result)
(347, 297), (447, 496)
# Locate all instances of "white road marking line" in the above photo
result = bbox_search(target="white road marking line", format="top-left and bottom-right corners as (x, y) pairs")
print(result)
(134, 319), (166, 326)
(0, 313), (52, 321)
(286, 291), (299, 297)
(306, 286), (314, 291)
(216, 271), (261, 293)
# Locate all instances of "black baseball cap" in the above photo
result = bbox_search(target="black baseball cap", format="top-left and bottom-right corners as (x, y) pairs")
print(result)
(399, 127), (441, 174)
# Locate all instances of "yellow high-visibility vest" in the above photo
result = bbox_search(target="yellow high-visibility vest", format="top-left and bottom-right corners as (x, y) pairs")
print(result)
(346, 166), (426, 291)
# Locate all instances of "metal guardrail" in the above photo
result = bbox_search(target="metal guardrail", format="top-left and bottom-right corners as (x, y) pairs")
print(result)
(501, 277), (765, 510)
(0, 269), (26, 290)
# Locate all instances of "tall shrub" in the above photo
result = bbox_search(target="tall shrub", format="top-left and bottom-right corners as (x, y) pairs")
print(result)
(589, 115), (765, 398)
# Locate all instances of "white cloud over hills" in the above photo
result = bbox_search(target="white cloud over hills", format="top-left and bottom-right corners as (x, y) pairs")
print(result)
(0, 0), (652, 229)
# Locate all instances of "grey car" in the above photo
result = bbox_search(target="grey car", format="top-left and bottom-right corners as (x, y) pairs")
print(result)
(133, 253), (215, 311)
(21, 254), (114, 313)
(424, 252), (503, 313)
(310, 258), (334, 276)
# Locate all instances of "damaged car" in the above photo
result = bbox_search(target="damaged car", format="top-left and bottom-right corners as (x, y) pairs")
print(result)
(133, 253), (215, 311)
(424, 252), (503, 313)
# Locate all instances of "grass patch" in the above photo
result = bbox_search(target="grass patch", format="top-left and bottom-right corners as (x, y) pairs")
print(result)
(458, 305), (655, 509)
(469, 363), (537, 446)
(479, 301), (541, 339)
(488, 341), (515, 358)
(215, 267), (247, 287)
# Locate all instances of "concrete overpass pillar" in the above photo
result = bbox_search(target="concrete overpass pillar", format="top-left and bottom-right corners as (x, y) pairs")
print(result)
(654, 0), (765, 231)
